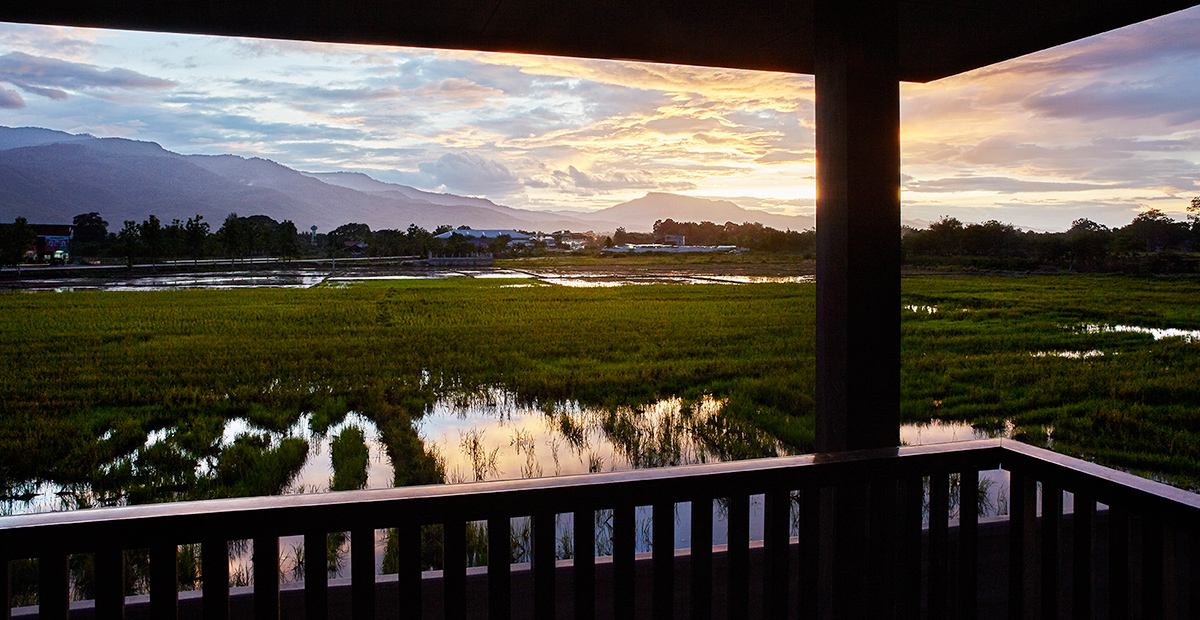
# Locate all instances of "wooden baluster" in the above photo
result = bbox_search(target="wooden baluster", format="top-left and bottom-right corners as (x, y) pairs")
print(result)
(899, 478), (923, 620)
(202, 537), (229, 620)
(1162, 523), (1178, 620)
(1073, 492), (1094, 620)
(151, 542), (178, 620)
(304, 532), (327, 620)
(95, 545), (126, 619)
(1143, 517), (1164, 620)
(574, 508), (595, 620)
(488, 516), (511, 620)
(1042, 482), (1062, 620)
(442, 522), (465, 620)
(38, 550), (69, 620)
(652, 501), (674, 620)
(1008, 471), (1036, 620)
(613, 504), (635, 620)
(2, 554), (9, 620)
(764, 489), (790, 619)
(1108, 505), (1130, 620)
(795, 487), (820, 620)
(352, 527), (377, 620)
(690, 497), (712, 620)
(1190, 526), (1200, 620)
(832, 483), (867, 620)
(532, 511), (556, 620)
(868, 478), (897, 619)
(727, 493), (749, 620)
(253, 535), (279, 620)
(397, 524), (421, 620)
(959, 470), (979, 620)
(928, 473), (949, 620)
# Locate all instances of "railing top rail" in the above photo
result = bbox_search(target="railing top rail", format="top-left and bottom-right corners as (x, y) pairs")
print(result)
(0, 439), (1005, 531)
(4, 438), (1198, 556)
(997, 439), (1200, 512)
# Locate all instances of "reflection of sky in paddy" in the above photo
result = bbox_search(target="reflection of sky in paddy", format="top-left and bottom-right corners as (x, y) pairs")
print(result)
(17, 267), (813, 291)
(899, 419), (1012, 446)
(417, 391), (731, 482)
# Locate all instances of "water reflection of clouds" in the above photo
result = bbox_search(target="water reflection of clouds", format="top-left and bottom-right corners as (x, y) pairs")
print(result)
(417, 391), (733, 483)
(1082, 323), (1200, 342)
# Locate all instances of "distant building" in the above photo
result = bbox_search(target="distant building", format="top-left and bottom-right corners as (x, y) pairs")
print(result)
(0, 223), (74, 264)
(661, 234), (686, 246)
(435, 229), (532, 248)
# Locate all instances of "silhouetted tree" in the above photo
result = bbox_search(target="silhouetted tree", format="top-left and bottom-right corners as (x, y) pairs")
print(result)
(219, 213), (246, 261)
(2, 217), (36, 272)
(1121, 208), (1187, 252)
(118, 220), (139, 268)
(139, 215), (163, 269)
(276, 220), (300, 260)
(184, 215), (210, 263)
(71, 212), (109, 259)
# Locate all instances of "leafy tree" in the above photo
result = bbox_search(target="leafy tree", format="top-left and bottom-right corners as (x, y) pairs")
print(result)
(139, 215), (163, 268)
(328, 223), (371, 256)
(219, 213), (246, 261)
(407, 224), (438, 257)
(486, 234), (513, 256)
(1065, 219), (1112, 266)
(118, 220), (139, 268)
(276, 220), (300, 260)
(612, 227), (629, 245)
(71, 212), (109, 259)
(184, 215), (210, 263)
(1121, 208), (1187, 252)
(2, 217), (35, 271)
(243, 215), (280, 257)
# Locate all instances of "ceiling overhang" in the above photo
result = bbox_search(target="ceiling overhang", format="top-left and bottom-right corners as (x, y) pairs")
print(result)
(1, 0), (1198, 82)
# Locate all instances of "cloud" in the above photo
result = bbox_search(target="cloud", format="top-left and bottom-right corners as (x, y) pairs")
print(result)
(418, 152), (523, 196)
(1021, 78), (1200, 125)
(541, 165), (697, 196)
(0, 51), (175, 101)
(754, 150), (814, 164)
(905, 176), (1116, 194)
(0, 86), (23, 108)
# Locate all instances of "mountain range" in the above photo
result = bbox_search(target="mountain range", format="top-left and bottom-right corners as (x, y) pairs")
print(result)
(0, 126), (815, 234)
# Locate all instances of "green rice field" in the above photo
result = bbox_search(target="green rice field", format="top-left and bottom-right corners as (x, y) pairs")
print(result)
(2, 273), (1199, 504)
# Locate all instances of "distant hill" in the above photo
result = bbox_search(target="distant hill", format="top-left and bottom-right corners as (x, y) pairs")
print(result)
(0, 127), (609, 232)
(0, 126), (809, 234)
(578, 193), (815, 232)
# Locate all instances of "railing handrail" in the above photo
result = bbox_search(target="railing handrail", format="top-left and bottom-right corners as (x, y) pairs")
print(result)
(3, 438), (1198, 556)
(0, 440), (998, 521)
(5, 437), (1200, 619)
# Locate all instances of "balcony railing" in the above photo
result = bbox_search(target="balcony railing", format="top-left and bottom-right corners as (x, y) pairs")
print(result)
(2, 438), (1198, 619)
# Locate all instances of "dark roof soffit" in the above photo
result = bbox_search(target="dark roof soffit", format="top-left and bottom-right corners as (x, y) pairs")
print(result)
(2, 0), (1198, 81)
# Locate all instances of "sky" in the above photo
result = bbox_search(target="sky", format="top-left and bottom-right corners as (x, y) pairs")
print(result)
(2, 7), (1200, 231)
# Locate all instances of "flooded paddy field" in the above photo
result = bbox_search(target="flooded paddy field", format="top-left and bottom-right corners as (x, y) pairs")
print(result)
(2, 257), (813, 291)
(4, 271), (1200, 603)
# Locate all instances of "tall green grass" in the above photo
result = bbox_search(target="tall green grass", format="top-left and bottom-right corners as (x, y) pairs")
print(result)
(5, 274), (1200, 494)
(0, 279), (815, 490)
(901, 274), (1200, 486)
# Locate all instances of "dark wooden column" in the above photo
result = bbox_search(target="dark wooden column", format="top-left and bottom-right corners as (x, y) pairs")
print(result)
(814, 0), (901, 452)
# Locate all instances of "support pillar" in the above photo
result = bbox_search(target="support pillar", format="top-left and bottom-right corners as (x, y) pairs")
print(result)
(814, 0), (901, 453)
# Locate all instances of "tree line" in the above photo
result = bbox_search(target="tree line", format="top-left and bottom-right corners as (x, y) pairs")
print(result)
(609, 219), (817, 254)
(904, 200), (1200, 272)
(1, 212), (481, 267)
